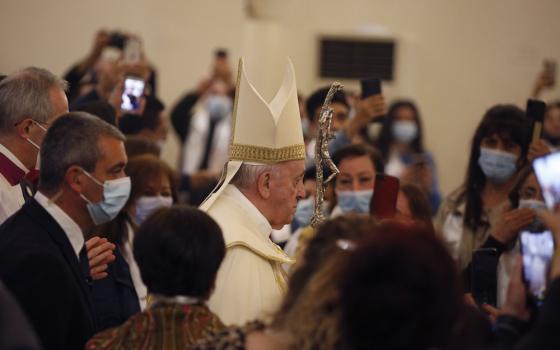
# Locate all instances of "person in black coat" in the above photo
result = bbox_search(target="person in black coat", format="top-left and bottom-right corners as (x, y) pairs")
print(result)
(0, 280), (42, 350)
(0, 112), (130, 350)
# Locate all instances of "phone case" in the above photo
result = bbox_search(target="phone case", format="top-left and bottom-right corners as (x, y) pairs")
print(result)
(369, 174), (399, 220)
(471, 248), (499, 307)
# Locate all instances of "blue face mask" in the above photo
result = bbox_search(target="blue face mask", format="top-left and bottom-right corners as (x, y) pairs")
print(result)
(80, 170), (131, 225)
(392, 121), (418, 143)
(519, 199), (547, 232)
(134, 195), (173, 225)
(336, 189), (374, 214)
(478, 147), (518, 183)
(293, 196), (330, 227)
(206, 95), (232, 122)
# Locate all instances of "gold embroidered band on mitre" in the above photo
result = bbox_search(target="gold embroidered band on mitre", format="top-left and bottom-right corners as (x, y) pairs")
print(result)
(229, 143), (306, 163)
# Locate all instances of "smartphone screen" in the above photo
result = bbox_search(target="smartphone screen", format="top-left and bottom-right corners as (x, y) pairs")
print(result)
(121, 77), (145, 112)
(471, 248), (499, 307)
(533, 152), (560, 209)
(369, 174), (399, 220)
(520, 230), (554, 305)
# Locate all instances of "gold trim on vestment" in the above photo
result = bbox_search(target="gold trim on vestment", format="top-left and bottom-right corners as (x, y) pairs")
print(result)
(229, 143), (306, 163)
(226, 241), (295, 264)
(226, 241), (291, 294)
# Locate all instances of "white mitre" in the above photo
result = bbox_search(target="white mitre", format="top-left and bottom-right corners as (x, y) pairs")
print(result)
(200, 57), (305, 210)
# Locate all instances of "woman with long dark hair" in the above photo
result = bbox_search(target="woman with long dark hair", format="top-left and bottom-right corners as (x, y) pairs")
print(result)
(435, 104), (534, 307)
(377, 99), (441, 214)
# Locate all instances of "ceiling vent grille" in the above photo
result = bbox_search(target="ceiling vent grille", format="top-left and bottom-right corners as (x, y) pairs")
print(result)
(319, 37), (395, 81)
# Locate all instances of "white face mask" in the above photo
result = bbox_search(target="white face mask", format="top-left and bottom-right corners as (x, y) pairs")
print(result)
(392, 121), (418, 143)
(134, 195), (173, 225)
(25, 120), (47, 170)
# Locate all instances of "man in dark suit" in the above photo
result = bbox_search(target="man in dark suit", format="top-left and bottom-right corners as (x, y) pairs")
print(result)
(0, 280), (42, 350)
(0, 112), (130, 350)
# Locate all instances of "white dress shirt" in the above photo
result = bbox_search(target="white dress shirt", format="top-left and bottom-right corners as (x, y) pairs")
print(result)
(122, 222), (148, 310)
(35, 191), (84, 258)
(0, 144), (29, 224)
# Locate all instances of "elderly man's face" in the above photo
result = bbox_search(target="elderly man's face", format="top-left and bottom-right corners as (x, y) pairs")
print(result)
(266, 160), (305, 229)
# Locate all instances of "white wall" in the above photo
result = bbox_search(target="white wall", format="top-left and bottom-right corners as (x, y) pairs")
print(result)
(2, 0), (560, 195)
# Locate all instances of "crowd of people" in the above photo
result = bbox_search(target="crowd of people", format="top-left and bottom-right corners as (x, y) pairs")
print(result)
(1, 29), (560, 350)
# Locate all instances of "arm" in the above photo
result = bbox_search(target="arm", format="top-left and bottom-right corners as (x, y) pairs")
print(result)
(64, 30), (110, 103)
(171, 92), (201, 143)
(0, 281), (42, 350)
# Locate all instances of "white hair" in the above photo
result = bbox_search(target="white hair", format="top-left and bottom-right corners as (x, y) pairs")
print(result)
(231, 163), (279, 191)
(0, 67), (68, 133)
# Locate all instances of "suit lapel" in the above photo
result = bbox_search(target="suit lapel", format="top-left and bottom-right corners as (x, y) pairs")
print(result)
(22, 200), (97, 329)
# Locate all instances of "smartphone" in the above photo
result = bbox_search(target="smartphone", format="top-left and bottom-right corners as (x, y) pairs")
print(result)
(533, 152), (560, 210)
(360, 78), (381, 99)
(369, 174), (399, 220)
(471, 248), (499, 307)
(120, 76), (145, 112)
(526, 99), (546, 143)
(520, 230), (555, 306)
(108, 31), (127, 49)
(124, 38), (142, 63)
(360, 78), (384, 124)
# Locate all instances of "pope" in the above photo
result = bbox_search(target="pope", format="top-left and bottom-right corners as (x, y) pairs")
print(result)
(200, 57), (305, 325)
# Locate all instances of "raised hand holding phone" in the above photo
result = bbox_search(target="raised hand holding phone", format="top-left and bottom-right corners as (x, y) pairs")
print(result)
(120, 76), (145, 113)
(346, 78), (386, 139)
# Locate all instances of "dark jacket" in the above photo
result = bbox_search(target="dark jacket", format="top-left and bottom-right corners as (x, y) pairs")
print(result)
(0, 199), (96, 350)
(0, 280), (42, 350)
(91, 247), (141, 331)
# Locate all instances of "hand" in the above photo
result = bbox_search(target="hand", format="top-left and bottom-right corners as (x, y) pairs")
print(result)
(466, 293), (502, 323)
(528, 139), (551, 163)
(86, 237), (116, 280)
(481, 303), (500, 323)
(492, 205), (535, 244)
(532, 71), (555, 98)
(91, 30), (110, 58)
(345, 94), (386, 139)
(537, 208), (560, 234)
(464, 293), (477, 308)
(500, 255), (531, 321)
(77, 30), (110, 73)
(196, 78), (213, 96)
(108, 77), (147, 120)
(118, 60), (151, 81)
